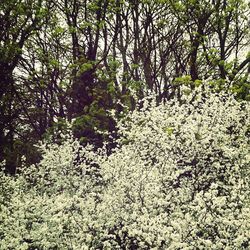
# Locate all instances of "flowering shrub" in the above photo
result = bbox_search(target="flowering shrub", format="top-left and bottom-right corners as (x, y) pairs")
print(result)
(0, 85), (250, 249)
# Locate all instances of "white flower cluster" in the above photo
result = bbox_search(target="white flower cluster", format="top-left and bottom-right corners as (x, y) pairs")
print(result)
(1, 85), (250, 249)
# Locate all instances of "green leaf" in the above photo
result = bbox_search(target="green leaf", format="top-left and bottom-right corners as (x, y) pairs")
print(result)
(164, 127), (174, 135)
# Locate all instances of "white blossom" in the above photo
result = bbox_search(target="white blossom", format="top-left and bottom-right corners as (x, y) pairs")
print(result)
(0, 84), (250, 249)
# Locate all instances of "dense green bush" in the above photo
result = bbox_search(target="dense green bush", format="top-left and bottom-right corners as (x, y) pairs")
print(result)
(0, 84), (250, 249)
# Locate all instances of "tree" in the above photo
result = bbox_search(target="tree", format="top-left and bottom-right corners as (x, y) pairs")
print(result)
(0, 84), (249, 248)
(1, 0), (249, 174)
(169, 0), (250, 93)
(0, 0), (51, 174)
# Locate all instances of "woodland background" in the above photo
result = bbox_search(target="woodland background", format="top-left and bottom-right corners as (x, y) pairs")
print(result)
(0, 0), (250, 174)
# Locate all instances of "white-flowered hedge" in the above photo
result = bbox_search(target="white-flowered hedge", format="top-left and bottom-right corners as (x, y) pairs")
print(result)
(0, 85), (250, 249)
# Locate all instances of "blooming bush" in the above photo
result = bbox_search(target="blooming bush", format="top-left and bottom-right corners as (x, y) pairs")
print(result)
(0, 85), (250, 249)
